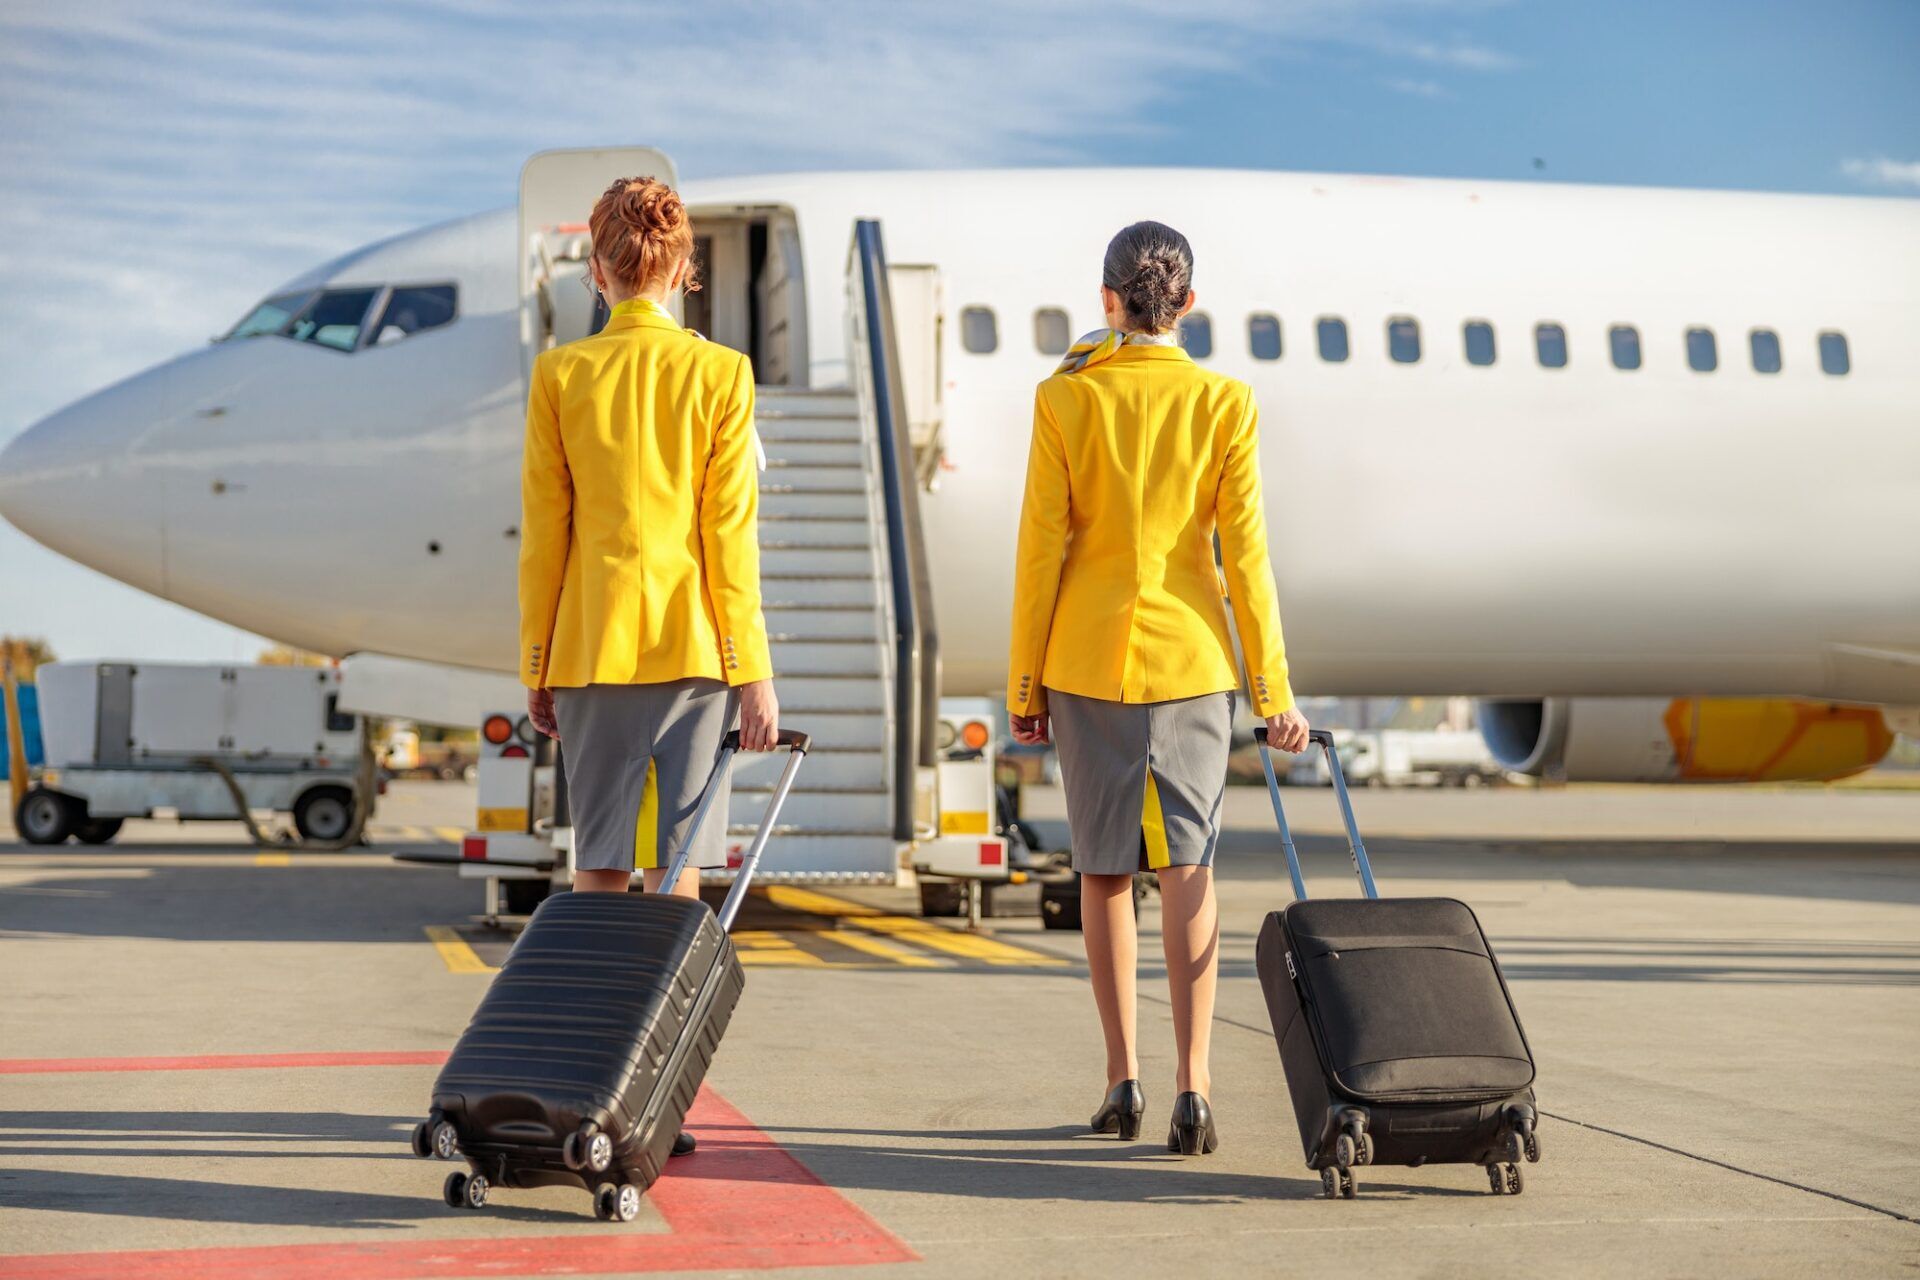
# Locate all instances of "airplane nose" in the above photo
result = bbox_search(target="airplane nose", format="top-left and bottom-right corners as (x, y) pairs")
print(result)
(0, 364), (182, 598)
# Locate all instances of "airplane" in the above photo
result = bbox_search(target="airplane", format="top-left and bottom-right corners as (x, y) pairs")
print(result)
(4, 160), (1917, 787)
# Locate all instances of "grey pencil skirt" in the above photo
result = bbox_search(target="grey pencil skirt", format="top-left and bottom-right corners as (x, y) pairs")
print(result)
(1047, 687), (1235, 875)
(553, 679), (739, 873)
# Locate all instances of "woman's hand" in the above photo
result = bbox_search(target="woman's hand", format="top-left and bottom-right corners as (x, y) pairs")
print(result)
(1010, 712), (1050, 746)
(527, 688), (559, 740)
(1266, 707), (1310, 753)
(738, 679), (779, 751)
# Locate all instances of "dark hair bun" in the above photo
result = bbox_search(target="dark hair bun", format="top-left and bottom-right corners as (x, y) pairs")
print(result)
(1102, 221), (1193, 333)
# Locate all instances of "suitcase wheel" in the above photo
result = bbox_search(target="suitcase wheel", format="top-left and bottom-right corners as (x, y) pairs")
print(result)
(594, 1181), (642, 1222)
(1334, 1133), (1356, 1171)
(409, 1122), (433, 1159)
(443, 1169), (489, 1209)
(565, 1127), (614, 1174)
(430, 1119), (459, 1161)
(1320, 1166), (1357, 1200)
(1486, 1163), (1525, 1195)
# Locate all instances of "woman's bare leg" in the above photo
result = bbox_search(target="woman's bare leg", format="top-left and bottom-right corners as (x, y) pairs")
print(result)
(1156, 864), (1218, 1098)
(573, 869), (631, 894)
(641, 866), (702, 899)
(1081, 872), (1140, 1087)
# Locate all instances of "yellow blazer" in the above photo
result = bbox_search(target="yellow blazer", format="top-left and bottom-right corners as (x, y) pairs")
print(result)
(519, 298), (771, 689)
(1006, 343), (1294, 718)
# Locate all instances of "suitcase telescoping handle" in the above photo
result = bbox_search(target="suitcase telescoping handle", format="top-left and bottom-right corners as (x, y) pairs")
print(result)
(660, 728), (811, 931)
(1254, 727), (1379, 901)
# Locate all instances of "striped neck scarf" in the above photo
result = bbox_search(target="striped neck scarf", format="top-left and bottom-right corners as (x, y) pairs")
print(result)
(1053, 326), (1180, 375)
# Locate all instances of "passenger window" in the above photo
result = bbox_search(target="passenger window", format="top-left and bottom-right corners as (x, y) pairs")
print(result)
(371, 285), (458, 346)
(287, 288), (379, 352)
(1609, 325), (1641, 371)
(960, 306), (998, 354)
(225, 292), (314, 341)
(1818, 330), (1850, 376)
(1033, 308), (1070, 356)
(1248, 313), (1282, 361)
(1179, 312), (1213, 359)
(1317, 317), (1349, 363)
(1463, 321), (1495, 366)
(1535, 323), (1568, 369)
(1685, 327), (1717, 373)
(1750, 328), (1782, 374)
(1387, 316), (1421, 364)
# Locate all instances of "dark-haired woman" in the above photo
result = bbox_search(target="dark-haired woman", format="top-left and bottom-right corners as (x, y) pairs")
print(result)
(1007, 221), (1308, 1154)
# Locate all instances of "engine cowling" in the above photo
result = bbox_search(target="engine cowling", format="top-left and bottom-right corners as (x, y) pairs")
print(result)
(1478, 697), (1894, 783)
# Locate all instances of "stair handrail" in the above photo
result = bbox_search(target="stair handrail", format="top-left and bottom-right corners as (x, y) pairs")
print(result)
(848, 220), (941, 841)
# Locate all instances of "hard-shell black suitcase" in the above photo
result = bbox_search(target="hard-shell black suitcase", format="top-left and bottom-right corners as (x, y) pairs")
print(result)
(409, 728), (809, 1222)
(1252, 729), (1541, 1199)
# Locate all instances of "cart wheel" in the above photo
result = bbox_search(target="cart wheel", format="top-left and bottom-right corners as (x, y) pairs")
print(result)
(613, 1182), (643, 1222)
(76, 817), (123, 845)
(1356, 1132), (1375, 1166)
(1321, 1167), (1340, 1199)
(593, 1183), (618, 1220)
(410, 1121), (433, 1159)
(431, 1119), (459, 1160)
(293, 785), (354, 842)
(1505, 1163), (1524, 1195)
(584, 1129), (613, 1173)
(15, 788), (77, 845)
(463, 1172), (490, 1209)
(1504, 1129), (1525, 1164)
(443, 1171), (469, 1208)
(1334, 1133), (1356, 1171)
(1340, 1169), (1357, 1199)
(1486, 1164), (1506, 1194)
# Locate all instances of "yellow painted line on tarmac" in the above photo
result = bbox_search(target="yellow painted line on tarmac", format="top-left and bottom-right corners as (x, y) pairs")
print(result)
(425, 925), (496, 974)
(733, 930), (832, 967)
(253, 852), (291, 866)
(434, 826), (465, 842)
(764, 885), (1066, 967)
(816, 927), (944, 967)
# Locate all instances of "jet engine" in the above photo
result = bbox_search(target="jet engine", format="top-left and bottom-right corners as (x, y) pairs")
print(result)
(1477, 697), (1893, 783)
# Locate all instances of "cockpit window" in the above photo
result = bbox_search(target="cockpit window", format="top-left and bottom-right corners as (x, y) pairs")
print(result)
(370, 285), (458, 346)
(226, 292), (314, 340)
(287, 288), (379, 351)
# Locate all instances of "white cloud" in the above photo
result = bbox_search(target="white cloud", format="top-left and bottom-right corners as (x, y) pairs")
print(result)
(1384, 77), (1452, 98)
(1395, 38), (1518, 71)
(1840, 156), (1920, 190)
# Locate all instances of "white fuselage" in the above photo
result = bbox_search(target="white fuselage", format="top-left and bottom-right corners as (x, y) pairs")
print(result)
(3, 169), (1917, 705)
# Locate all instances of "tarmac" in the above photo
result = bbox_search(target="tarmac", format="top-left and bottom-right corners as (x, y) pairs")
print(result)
(1, 778), (1917, 1278)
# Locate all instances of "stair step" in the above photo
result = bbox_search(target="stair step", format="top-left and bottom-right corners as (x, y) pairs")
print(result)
(733, 748), (883, 789)
(764, 547), (877, 577)
(729, 789), (890, 828)
(762, 577), (879, 607)
(776, 675), (885, 711)
(756, 417), (861, 444)
(763, 440), (865, 467)
(766, 642), (883, 675)
(764, 606), (883, 640)
(759, 489), (870, 520)
(758, 518), (874, 548)
(705, 832), (899, 882)
(759, 470), (867, 492)
(757, 711), (887, 750)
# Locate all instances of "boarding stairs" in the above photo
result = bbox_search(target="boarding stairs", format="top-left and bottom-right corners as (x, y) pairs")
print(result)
(719, 221), (942, 884)
(725, 385), (900, 878)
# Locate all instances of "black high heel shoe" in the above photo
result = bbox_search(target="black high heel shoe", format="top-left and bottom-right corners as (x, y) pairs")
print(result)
(1167, 1091), (1217, 1156)
(1090, 1080), (1145, 1141)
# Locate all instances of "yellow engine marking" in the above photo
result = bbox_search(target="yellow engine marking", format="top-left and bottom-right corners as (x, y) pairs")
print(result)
(425, 925), (496, 974)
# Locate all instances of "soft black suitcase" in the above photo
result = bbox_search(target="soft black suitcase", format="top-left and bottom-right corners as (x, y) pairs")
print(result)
(409, 728), (809, 1222)
(1252, 729), (1540, 1199)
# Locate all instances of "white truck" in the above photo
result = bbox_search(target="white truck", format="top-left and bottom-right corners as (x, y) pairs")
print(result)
(15, 661), (373, 845)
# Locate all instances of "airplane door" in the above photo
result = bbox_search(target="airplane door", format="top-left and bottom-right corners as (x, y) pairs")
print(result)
(887, 263), (944, 482)
(518, 147), (678, 377)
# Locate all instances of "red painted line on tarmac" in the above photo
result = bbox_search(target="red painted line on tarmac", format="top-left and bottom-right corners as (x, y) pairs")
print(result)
(0, 1051), (450, 1075)
(0, 1089), (914, 1278)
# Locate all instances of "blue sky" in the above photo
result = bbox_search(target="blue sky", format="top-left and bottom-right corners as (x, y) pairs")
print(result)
(2, 0), (1916, 664)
